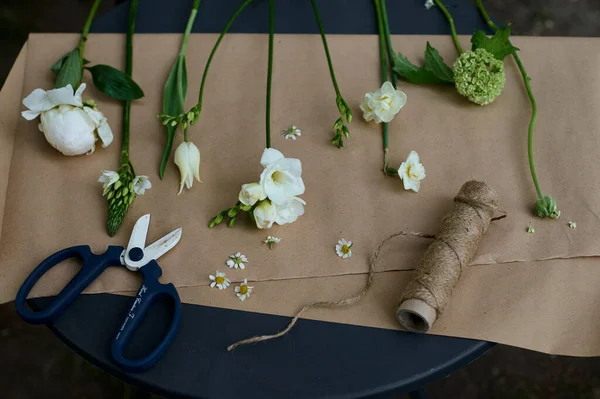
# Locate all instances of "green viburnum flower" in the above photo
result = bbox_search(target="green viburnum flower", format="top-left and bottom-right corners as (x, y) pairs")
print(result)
(453, 48), (505, 106)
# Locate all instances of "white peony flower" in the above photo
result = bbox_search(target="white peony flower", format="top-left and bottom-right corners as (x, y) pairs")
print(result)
(335, 238), (353, 259)
(259, 148), (305, 206)
(253, 200), (278, 229)
(226, 252), (248, 270)
(22, 84), (113, 156)
(398, 151), (426, 192)
(98, 170), (119, 195)
(133, 175), (152, 195)
(174, 141), (201, 194)
(360, 81), (407, 124)
(274, 196), (306, 225)
(235, 278), (254, 301)
(238, 182), (266, 206)
(209, 271), (231, 290)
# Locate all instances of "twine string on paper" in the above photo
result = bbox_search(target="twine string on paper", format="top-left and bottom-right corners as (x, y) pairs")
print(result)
(227, 181), (503, 351)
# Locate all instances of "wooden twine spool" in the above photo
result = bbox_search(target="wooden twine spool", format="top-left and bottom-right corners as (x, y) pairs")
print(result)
(396, 180), (500, 333)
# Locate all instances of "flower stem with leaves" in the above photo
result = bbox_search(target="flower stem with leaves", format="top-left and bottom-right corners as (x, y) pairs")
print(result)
(309, 0), (352, 148)
(475, 0), (559, 219)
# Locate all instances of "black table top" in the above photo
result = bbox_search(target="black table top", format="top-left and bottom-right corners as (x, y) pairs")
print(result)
(31, 1), (493, 398)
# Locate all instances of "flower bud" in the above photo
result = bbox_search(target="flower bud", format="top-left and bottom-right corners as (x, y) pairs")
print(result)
(174, 141), (201, 194)
(534, 195), (560, 219)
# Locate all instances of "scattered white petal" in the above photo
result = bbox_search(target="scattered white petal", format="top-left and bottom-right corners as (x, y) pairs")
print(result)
(335, 238), (353, 259)
(568, 221), (577, 229)
(281, 125), (302, 140)
(209, 271), (231, 290)
(227, 253), (248, 269)
(235, 278), (254, 301)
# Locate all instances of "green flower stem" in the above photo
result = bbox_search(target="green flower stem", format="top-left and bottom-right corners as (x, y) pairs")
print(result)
(180, 0), (201, 57)
(78, 0), (102, 74)
(474, 0), (542, 199)
(120, 0), (138, 167)
(309, 0), (342, 98)
(193, 0), (252, 117)
(378, 0), (398, 88)
(432, 0), (463, 55)
(374, 0), (390, 172)
(266, 0), (274, 149)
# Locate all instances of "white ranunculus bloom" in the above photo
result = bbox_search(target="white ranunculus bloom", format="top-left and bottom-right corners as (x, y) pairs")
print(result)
(259, 148), (305, 206)
(253, 200), (277, 229)
(98, 170), (119, 195)
(360, 81), (407, 124)
(22, 84), (113, 156)
(238, 182), (266, 206)
(133, 175), (152, 195)
(174, 141), (201, 194)
(274, 196), (306, 225)
(398, 151), (426, 192)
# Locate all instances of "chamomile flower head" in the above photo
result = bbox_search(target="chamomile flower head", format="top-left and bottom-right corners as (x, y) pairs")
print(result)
(235, 278), (254, 301)
(336, 238), (353, 259)
(263, 235), (281, 249)
(282, 125), (302, 140)
(227, 252), (248, 270)
(209, 271), (231, 290)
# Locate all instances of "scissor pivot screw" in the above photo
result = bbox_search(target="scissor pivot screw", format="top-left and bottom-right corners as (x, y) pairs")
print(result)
(129, 247), (144, 262)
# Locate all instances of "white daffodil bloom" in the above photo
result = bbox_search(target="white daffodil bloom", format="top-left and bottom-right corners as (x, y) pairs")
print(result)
(226, 252), (248, 270)
(98, 170), (119, 195)
(253, 200), (278, 229)
(22, 84), (113, 156)
(259, 148), (305, 206)
(274, 196), (306, 225)
(335, 238), (353, 259)
(398, 151), (426, 193)
(133, 175), (152, 195)
(360, 81), (407, 124)
(209, 271), (231, 290)
(238, 182), (266, 206)
(235, 279), (254, 301)
(174, 141), (201, 194)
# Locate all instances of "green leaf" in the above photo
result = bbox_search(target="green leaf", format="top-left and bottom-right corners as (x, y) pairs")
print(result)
(424, 42), (455, 83)
(392, 44), (454, 85)
(471, 26), (519, 60)
(55, 49), (82, 89)
(86, 64), (144, 101)
(51, 52), (89, 73)
(159, 55), (188, 178)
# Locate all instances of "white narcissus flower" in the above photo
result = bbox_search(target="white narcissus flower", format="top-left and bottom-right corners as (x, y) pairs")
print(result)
(259, 148), (305, 206)
(174, 141), (201, 194)
(253, 200), (277, 229)
(274, 196), (306, 225)
(98, 170), (119, 195)
(133, 175), (152, 195)
(238, 182), (266, 206)
(398, 151), (426, 192)
(22, 84), (113, 156)
(360, 81), (407, 124)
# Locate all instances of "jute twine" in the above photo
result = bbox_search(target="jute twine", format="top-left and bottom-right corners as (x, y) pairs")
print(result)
(227, 180), (501, 351)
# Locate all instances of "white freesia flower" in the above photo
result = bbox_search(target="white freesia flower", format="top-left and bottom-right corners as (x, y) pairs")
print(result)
(226, 252), (248, 270)
(238, 182), (266, 206)
(174, 141), (201, 194)
(360, 81), (407, 124)
(424, 0), (435, 9)
(274, 196), (306, 225)
(235, 278), (254, 301)
(22, 84), (113, 156)
(133, 175), (152, 195)
(398, 151), (426, 192)
(335, 238), (353, 259)
(209, 271), (231, 290)
(259, 148), (305, 206)
(98, 170), (119, 195)
(253, 200), (278, 229)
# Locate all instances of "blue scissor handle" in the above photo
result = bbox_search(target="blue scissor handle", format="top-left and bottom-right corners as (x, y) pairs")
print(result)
(15, 245), (124, 324)
(111, 260), (182, 373)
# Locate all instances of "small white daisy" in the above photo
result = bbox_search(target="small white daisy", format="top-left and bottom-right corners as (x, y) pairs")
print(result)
(235, 279), (254, 301)
(263, 235), (281, 249)
(568, 221), (577, 229)
(281, 125), (302, 140)
(526, 226), (535, 234)
(227, 252), (248, 270)
(335, 238), (353, 259)
(209, 271), (231, 290)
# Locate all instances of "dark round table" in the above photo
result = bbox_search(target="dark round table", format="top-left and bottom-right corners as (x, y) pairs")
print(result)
(31, 1), (493, 398)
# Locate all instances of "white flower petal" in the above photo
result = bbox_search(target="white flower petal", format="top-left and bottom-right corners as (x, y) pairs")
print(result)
(260, 148), (285, 167)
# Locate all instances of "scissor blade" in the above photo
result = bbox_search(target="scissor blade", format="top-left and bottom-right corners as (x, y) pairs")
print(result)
(127, 214), (151, 254)
(144, 227), (182, 262)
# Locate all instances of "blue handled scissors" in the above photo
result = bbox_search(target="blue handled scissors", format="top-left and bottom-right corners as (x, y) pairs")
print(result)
(15, 214), (182, 373)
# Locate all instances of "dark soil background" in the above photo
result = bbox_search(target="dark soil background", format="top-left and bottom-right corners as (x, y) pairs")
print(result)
(2, 0), (600, 398)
